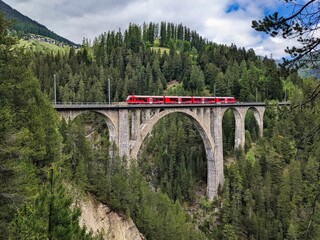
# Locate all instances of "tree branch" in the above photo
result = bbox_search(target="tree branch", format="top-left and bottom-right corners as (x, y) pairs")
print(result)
(293, 83), (320, 108)
(305, 191), (320, 233)
(278, 0), (316, 24)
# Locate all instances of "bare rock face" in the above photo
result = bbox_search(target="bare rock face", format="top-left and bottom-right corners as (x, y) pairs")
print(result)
(78, 193), (144, 240)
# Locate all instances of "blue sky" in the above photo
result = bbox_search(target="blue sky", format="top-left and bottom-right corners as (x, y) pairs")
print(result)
(226, 2), (240, 13)
(4, 0), (299, 59)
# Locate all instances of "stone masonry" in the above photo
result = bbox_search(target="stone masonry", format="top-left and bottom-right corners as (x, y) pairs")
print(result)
(57, 105), (266, 200)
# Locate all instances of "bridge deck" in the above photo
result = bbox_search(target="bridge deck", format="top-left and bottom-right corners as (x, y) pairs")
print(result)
(53, 102), (290, 110)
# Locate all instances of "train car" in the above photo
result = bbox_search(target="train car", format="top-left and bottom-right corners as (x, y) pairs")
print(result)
(192, 96), (204, 104)
(163, 96), (193, 104)
(204, 97), (217, 104)
(126, 95), (236, 104)
(214, 97), (237, 104)
(126, 95), (164, 104)
(163, 96), (179, 104)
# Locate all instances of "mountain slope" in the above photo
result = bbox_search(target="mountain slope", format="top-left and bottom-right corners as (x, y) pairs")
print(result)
(0, 0), (76, 45)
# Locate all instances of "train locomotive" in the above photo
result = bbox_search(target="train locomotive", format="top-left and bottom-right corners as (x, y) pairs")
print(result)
(126, 95), (236, 104)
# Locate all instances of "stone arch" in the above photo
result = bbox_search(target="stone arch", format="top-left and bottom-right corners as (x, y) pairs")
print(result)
(219, 105), (265, 151)
(130, 108), (218, 199)
(131, 109), (213, 159)
(221, 107), (246, 150)
(244, 106), (265, 137)
(59, 110), (118, 144)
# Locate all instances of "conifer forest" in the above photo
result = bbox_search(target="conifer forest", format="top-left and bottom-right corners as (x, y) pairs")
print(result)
(0, 14), (319, 239)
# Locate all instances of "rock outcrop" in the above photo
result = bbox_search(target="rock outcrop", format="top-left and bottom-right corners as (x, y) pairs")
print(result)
(78, 193), (144, 240)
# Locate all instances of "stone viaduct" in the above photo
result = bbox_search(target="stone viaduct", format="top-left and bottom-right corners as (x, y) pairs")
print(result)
(55, 102), (271, 200)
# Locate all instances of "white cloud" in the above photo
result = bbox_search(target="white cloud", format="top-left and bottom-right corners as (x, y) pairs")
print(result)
(4, 0), (294, 59)
(252, 36), (299, 59)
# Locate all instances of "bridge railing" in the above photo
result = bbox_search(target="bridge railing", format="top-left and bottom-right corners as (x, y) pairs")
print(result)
(53, 102), (125, 105)
(53, 101), (291, 109)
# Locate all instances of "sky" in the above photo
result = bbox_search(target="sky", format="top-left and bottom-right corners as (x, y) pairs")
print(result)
(4, 0), (298, 59)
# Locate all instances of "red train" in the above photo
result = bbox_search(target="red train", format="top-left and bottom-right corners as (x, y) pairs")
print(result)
(126, 95), (236, 104)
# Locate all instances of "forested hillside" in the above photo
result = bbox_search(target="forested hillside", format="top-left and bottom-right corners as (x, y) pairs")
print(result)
(0, 0), (75, 45)
(33, 22), (285, 104)
(1, 14), (319, 240)
(0, 15), (92, 239)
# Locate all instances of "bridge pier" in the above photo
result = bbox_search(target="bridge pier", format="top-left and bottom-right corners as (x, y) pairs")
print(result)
(253, 106), (266, 137)
(118, 109), (130, 158)
(211, 107), (224, 193)
(234, 108), (246, 150)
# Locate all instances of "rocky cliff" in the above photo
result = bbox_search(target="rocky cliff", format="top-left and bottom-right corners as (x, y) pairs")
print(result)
(78, 193), (144, 240)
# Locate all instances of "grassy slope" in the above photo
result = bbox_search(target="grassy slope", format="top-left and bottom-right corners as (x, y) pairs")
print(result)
(17, 39), (70, 54)
(150, 46), (170, 54)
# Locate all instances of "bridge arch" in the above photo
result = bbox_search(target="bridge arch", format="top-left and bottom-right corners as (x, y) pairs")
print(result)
(130, 108), (217, 198)
(220, 106), (265, 150)
(221, 107), (245, 150)
(245, 106), (265, 138)
(131, 109), (214, 159)
(59, 110), (118, 144)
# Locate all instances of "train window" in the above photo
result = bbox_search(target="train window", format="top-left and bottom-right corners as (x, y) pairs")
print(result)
(154, 98), (163, 102)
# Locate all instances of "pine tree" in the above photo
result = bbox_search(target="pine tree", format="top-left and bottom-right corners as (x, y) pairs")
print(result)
(10, 168), (92, 239)
(0, 14), (61, 237)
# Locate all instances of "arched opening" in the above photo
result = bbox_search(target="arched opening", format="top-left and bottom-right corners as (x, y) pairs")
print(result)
(60, 111), (116, 193)
(137, 112), (208, 203)
(263, 106), (277, 138)
(222, 108), (236, 160)
(70, 111), (112, 150)
(244, 108), (260, 151)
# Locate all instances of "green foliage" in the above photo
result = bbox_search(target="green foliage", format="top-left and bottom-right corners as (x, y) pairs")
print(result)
(59, 113), (206, 239)
(139, 113), (207, 203)
(2, 13), (319, 239)
(105, 162), (206, 240)
(10, 168), (93, 239)
(221, 224), (237, 240)
(28, 21), (290, 104)
(28, 21), (306, 238)
(17, 39), (70, 54)
(0, 14), (63, 238)
(222, 109), (235, 156)
(245, 109), (259, 142)
(183, 65), (205, 94)
(214, 78), (320, 239)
